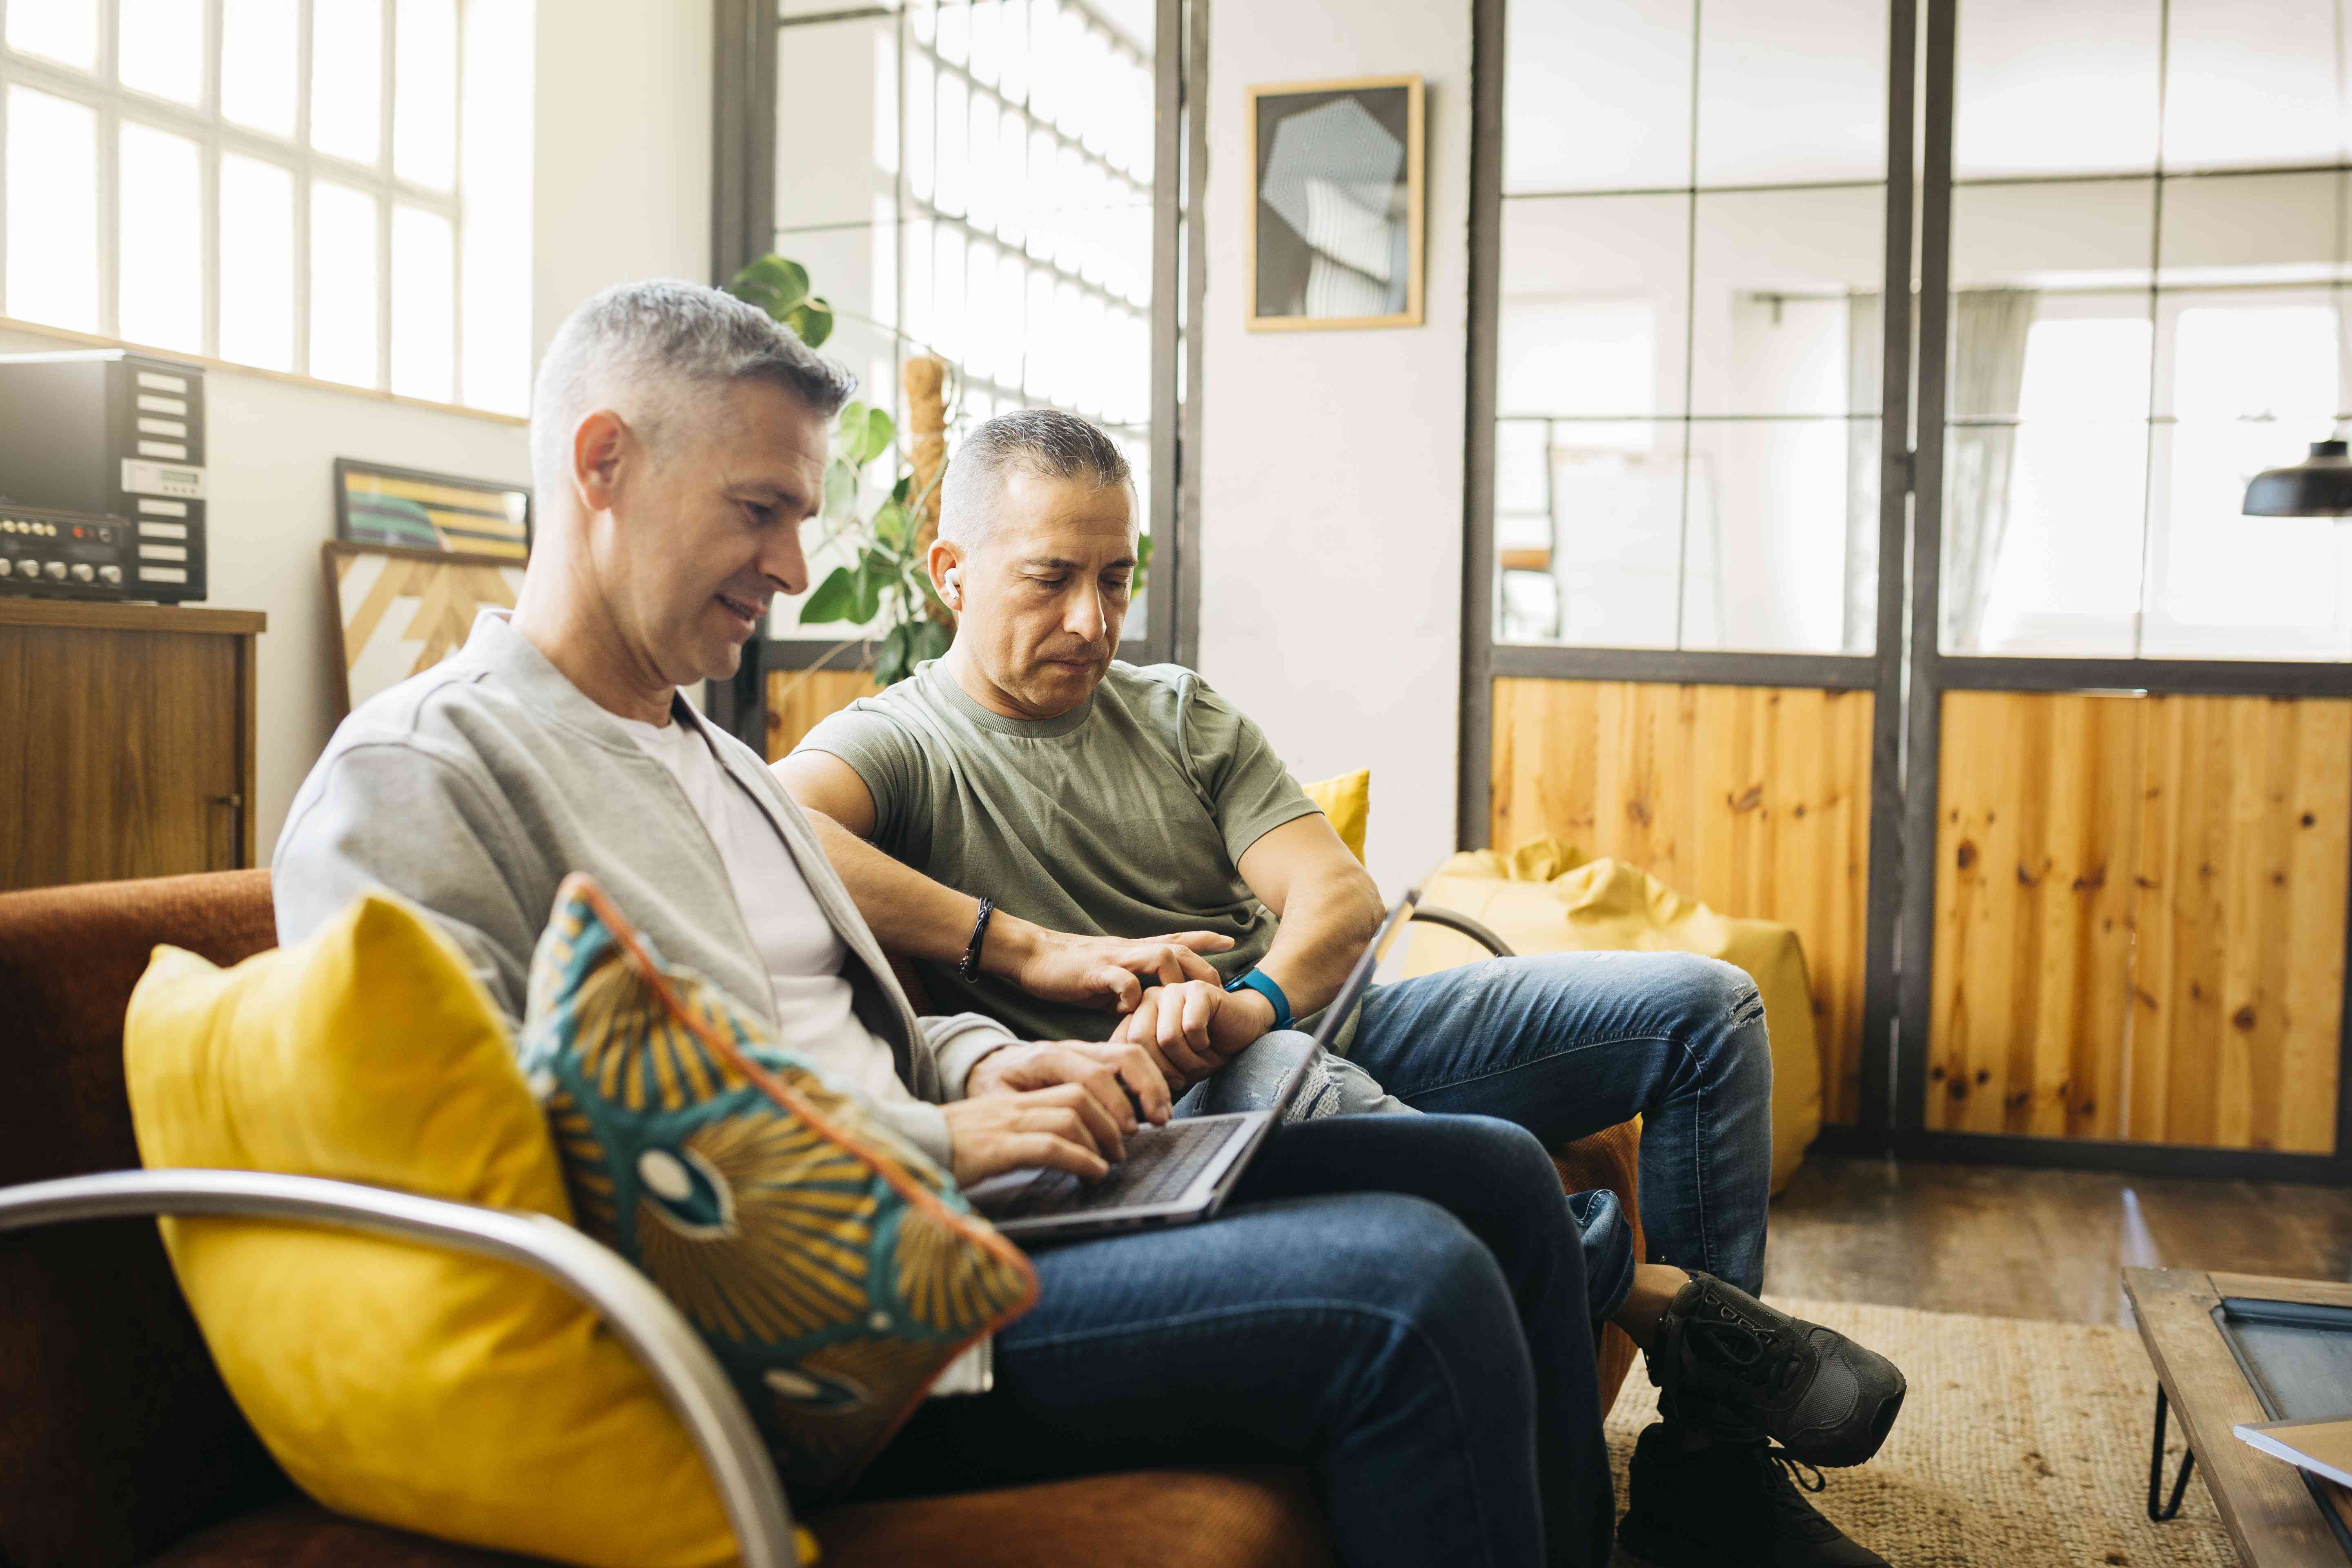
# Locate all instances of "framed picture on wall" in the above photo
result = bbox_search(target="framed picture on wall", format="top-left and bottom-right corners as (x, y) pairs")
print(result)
(1245, 75), (1425, 332)
(322, 541), (528, 720)
(333, 457), (532, 561)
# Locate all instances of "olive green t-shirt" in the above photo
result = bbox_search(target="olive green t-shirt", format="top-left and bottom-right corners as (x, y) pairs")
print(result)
(793, 659), (1321, 1043)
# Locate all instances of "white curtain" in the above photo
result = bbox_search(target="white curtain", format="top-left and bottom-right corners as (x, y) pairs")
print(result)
(1842, 292), (1882, 653)
(1941, 289), (2038, 650)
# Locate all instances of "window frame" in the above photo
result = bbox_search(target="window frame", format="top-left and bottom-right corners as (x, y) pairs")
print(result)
(759, 0), (1193, 673)
(0, 0), (490, 409)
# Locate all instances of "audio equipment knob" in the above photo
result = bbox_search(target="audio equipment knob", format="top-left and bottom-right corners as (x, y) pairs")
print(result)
(42, 561), (66, 580)
(70, 563), (94, 582)
(99, 564), (121, 584)
(0, 559), (13, 576)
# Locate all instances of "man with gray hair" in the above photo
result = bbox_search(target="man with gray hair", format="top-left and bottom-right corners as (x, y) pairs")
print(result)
(274, 279), (1624, 1568)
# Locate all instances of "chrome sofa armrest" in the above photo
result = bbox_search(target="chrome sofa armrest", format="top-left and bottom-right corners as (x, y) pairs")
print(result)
(0, 1168), (801, 1568)
(1409, 905), (1517, 960)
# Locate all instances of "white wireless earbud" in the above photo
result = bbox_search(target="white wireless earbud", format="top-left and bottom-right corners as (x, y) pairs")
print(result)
(944, 570), (962, 606)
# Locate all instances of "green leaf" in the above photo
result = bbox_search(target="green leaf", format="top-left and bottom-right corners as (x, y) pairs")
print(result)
(1133, 530), (1155, 598)
(798, 565), (860, 625)
(875, 621), (917, 687)
(890, 474), (913, 504)
(723, 255), (811, 320)
(823, 456), (860, 519)
(786, 296), (833, 348)
(837, 403), (893, 468)
(909, 617), (954, 665)
(848, 551), (890, 623)
(872, 500), (908, 550)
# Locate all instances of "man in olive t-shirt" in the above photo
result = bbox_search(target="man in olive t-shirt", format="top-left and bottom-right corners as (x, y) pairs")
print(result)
(780, 409), (1907, 1568)
(805, 653), (1319, 1040)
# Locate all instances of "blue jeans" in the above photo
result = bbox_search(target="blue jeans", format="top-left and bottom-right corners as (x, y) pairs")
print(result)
(1347, 951), (1775, 1315)
(855, 1115), (1615, 1568)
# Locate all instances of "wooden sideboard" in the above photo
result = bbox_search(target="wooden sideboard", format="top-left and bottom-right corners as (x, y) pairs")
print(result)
(0, 599), (265, 891)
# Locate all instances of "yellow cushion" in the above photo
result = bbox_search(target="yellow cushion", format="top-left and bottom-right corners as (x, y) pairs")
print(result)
(1399, 840), (1825, 1195)
(123, 892), (760, 1568)
(1302, 768), (1370, 864)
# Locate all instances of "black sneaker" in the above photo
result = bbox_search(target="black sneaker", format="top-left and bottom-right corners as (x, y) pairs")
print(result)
(1616, 1421), (1890, 1568)
(1648, 1274), (1906, 1467)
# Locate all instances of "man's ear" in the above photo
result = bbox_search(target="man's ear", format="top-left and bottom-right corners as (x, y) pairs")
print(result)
(927, 536), (967, 609)
(572, 409), (631, 514)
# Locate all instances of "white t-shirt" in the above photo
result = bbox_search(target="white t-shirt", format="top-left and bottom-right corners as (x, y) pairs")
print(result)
(612, 707), (919, 1117)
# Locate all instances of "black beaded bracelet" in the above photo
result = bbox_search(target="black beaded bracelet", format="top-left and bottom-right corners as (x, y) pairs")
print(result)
(959, 896), (996, 982)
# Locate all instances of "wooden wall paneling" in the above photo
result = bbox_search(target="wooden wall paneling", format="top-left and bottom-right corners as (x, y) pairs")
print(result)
(2279, 701), (2352, 1154)
(2132, 696), (2350, 1154)
(2051, 695), (2145, 1142)
(1488, 677), (1874, 1124)
(1927, 692), (2141, 1139)
(764, 666), (883, 762)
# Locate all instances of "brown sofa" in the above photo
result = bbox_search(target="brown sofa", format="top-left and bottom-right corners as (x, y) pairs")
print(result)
(0, 871), (1644, 1568)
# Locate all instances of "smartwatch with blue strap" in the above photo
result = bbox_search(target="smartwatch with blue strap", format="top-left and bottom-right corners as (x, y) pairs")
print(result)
(1224, 967), (1293, 1033)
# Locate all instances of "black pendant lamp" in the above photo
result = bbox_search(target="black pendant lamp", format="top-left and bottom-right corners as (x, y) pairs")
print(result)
(2245, 438), (2352, 517)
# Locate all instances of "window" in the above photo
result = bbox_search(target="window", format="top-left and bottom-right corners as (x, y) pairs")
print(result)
(772, 0), (1168, 649)
(1485, 0), (2352, 668)
(1946, 0), (2352, 663)
(1491, 0), (1889, 655)
(0, 0), (531, 412)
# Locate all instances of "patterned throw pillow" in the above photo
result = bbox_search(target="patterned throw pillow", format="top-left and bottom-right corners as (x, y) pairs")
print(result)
(519, 873), (1038, 1498)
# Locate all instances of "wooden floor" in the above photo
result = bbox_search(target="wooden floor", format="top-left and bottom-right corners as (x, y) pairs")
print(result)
(1763, 1156), (2352, 1326)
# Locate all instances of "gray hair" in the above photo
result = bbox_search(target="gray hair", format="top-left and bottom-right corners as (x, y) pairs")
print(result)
(940, 408), (1134, 545)
(528, 278), (856, 496)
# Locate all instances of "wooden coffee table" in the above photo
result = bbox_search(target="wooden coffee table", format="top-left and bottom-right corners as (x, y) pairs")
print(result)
(2126, 1268), (2352, 1566)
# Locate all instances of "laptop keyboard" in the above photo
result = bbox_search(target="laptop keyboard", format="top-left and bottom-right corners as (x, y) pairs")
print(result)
(996, 1118), (1238, 1219)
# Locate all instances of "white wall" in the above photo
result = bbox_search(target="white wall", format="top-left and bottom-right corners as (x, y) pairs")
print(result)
(532, 0), (713, 366)
(1196, 0), (1473, 895)
(2, 0), (715, 856)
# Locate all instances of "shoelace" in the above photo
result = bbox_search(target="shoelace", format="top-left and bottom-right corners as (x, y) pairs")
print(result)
(1684, 1312), (1805, 1397)
(1762, 1446), (1828, 1508)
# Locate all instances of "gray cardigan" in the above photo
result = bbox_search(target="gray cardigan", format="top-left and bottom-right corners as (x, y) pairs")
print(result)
(273, 610), (1016, 1167)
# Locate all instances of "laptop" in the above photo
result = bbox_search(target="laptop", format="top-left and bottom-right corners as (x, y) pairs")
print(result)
(968, 887), (1421, 1244)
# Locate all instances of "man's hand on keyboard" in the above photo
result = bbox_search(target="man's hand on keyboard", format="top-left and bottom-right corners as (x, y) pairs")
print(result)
(967, 1040), (1174, 1129)
(943, 1083), (1125, 1185)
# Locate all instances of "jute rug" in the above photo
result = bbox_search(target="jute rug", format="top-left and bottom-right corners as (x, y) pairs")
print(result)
(1606, 1298), (2243, 1567)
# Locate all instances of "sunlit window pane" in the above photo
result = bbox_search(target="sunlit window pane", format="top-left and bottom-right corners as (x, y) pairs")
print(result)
(935, 0), (968, 65)
(310, 180), (380, 385)
(996, 0), (1031, 107)
(904, 50), (935, 204)
(967, 94), (1000, 234)
(311, 0), (385, 164)
(932, 221), (965, 363)
(390, 205), (454, 401)
(119, 0), (205, 104)
(935, 71), (968, 217)
(5, 88), (100, 332)
(996, 109), (1028, 245)
(222, 0), (299, 135)
(394, 0), (458, 187)
(219, 154), (296, 370)
(118, 123), (203, 352)
(8, 0), (98, 70)
(968, 0), (1000, 87)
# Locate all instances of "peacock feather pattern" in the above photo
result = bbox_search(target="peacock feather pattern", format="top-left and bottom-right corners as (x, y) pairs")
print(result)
(517, 873), (1038, 1498)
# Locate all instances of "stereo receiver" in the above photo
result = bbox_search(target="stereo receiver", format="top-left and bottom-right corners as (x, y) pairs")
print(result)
(0, 350), (207, 601)
(0, 506), (152, 599)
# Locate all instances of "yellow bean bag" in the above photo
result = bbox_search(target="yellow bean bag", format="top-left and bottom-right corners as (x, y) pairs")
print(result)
(1396, 837), (1822, 1194)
